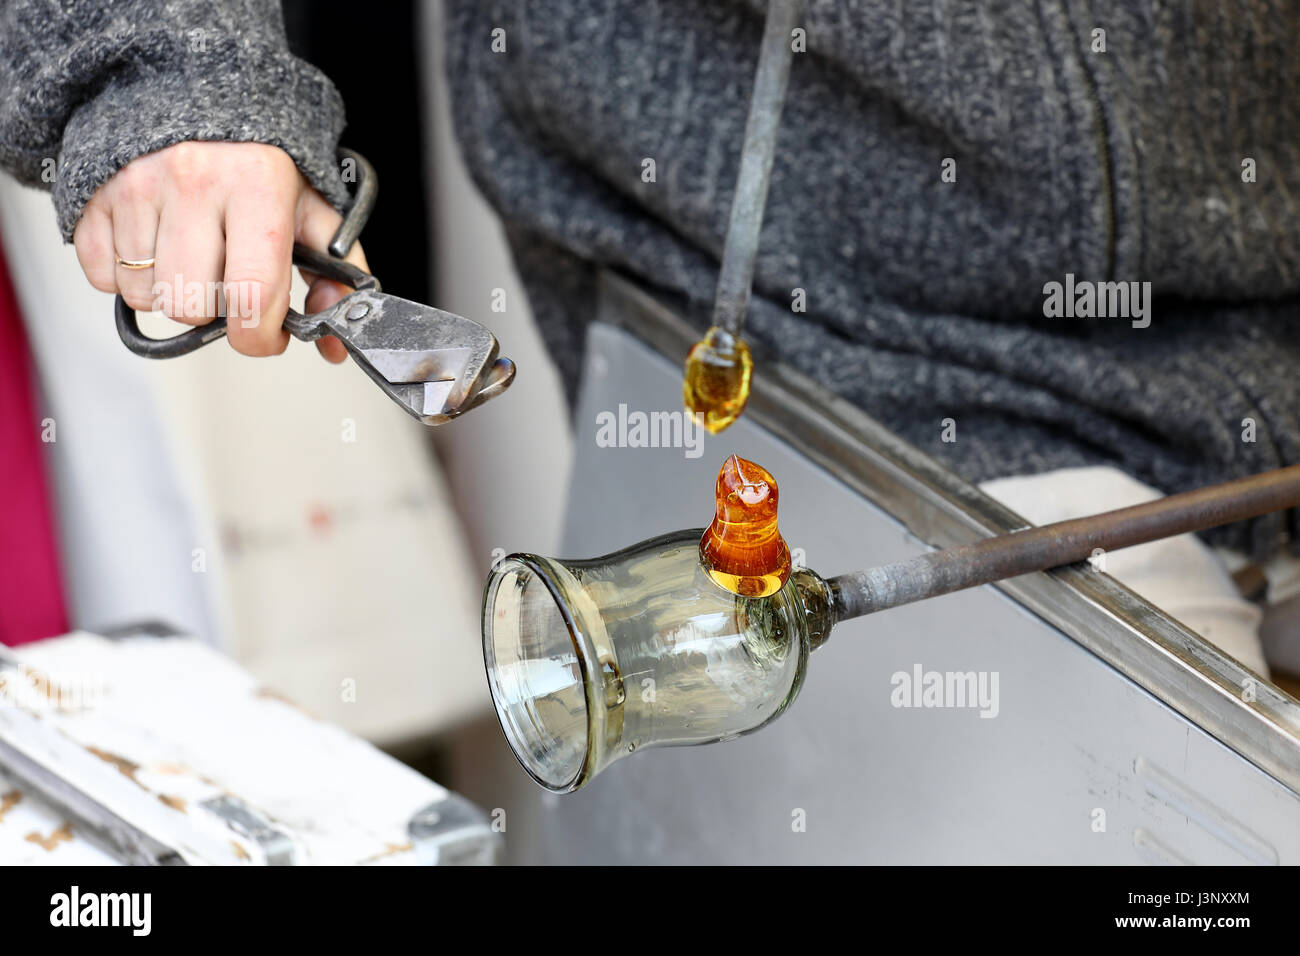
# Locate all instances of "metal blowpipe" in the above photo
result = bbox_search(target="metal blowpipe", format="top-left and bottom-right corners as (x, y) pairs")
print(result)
(828, 463), (1300, 620)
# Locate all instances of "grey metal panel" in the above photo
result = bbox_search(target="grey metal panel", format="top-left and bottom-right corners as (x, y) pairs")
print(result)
(535, 296), (1300, 864)
(593, 274), (1300, 793)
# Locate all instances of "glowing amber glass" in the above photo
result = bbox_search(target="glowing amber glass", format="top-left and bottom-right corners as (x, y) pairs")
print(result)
(699, 454), (792, 597)
(683, 326), (753, 434)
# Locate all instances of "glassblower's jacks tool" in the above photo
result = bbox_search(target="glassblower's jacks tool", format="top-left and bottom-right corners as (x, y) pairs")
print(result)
(113, 149), (514, 425)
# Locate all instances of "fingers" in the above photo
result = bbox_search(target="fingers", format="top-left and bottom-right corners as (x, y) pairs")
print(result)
(73, 143), (369, 364)
(315, 333), (349, 364)
(111, 197), (160, 312)
(302, 238), (369, 314)
(297, 187), (370, 365)
(222, 170), (299, 357)
(304, 263), (355, 365)
(154, 200), (225, 324)
(73, 201), (116, 294)
(297, 187), (370, 274)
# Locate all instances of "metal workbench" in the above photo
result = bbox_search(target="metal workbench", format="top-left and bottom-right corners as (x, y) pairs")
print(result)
(527, 272), (1300, 864)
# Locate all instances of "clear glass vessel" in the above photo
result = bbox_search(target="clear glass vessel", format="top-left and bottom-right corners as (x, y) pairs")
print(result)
(482, 529), (833, 792)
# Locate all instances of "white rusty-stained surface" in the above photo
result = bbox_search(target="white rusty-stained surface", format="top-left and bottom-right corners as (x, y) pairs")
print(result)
(0, 764), (115, 865)
(0, 633), (455, 865)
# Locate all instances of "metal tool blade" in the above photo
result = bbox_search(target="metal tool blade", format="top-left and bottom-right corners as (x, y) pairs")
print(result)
(295, 289), (504, 422)
(362, 347), (473, 385)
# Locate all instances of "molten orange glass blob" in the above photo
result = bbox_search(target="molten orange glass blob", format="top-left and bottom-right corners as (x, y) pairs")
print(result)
(699, 454), (792, 597)
(683, 327), (753, 434)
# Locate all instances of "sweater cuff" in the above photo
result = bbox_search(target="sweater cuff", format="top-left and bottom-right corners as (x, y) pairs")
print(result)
(53, 32), (349, 242)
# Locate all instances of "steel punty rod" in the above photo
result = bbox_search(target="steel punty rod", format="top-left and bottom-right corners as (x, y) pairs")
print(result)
(828, 463), (1300, 621)
(711, 0), (802, 338)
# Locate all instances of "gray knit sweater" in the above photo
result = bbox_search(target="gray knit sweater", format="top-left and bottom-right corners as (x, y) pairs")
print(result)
(3, 0), (1300, 557)
(445, 0), (1300, 559)
(0, 0), (348, 239)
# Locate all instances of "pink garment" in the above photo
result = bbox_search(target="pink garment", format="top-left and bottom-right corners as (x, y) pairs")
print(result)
(0, 236), (68, 645)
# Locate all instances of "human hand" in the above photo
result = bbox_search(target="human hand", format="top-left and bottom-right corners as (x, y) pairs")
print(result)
(72, 141), (366, 363)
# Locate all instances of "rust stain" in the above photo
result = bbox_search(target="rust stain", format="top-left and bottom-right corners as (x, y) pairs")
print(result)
(25, 822), (74, 852)
(24, 668), (60, 702)
(254, 686), (319, 719)
(0, 790), (22, 823)
(85, 746), (147, 790)
(155, 762), (190, 776)
(0, 668), (58, 705)
(0, 668), (92, 714)
(231, 841), (251, 862)
(359, 842), (412, 864)
(158, 794), (187, 813)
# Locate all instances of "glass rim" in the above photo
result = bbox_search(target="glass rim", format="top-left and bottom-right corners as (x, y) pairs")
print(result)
(481, 553), (602, 794)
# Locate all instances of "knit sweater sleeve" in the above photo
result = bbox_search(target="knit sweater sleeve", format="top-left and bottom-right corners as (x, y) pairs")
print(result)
(0, 0), (349, 241)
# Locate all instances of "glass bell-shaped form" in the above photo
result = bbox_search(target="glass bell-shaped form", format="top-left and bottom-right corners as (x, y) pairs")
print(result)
(482, 529), (831, 792)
